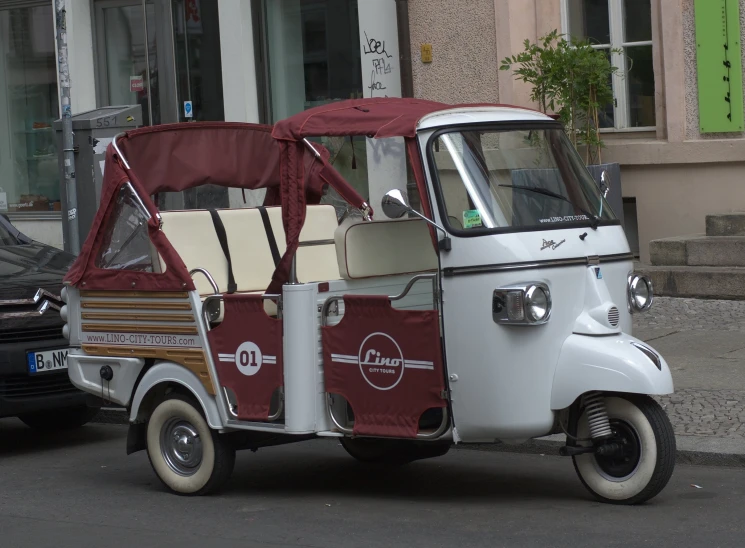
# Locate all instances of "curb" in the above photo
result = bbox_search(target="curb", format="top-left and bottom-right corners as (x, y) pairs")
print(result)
(91, 410), (745, 467)
(457, 434), (745, 468)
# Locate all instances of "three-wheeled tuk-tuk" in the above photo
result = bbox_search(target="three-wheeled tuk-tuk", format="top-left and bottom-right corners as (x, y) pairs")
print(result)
(62, 98), (674, 504)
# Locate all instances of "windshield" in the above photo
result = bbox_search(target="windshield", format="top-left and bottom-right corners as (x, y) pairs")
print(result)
(429, 127), (616, 233)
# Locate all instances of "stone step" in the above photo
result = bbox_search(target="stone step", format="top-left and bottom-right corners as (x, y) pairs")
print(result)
(707, 213), (745, 236)
(649, 235), (745, 267)
(636, 264), (745, 300)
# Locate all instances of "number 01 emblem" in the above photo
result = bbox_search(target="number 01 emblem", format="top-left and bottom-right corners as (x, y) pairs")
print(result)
(218, 341), (277, 376)
(236, 341), (262, 376)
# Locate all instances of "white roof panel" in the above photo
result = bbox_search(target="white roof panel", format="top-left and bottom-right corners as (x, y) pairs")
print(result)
(417, 106), (553, 131)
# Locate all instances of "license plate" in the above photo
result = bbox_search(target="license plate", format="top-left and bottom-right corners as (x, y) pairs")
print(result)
(27, 348), (69, 374)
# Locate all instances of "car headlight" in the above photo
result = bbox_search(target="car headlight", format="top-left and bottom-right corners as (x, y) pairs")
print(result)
(628, 274), (653, 313)
(493, 283), (551, 325)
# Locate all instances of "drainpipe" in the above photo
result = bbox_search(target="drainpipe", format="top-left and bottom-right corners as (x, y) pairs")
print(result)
(54, 0), (80, 254)
(395, 0), (414, 98)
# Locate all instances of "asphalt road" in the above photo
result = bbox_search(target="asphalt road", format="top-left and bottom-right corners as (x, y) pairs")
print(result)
(1, 420), (744, 548)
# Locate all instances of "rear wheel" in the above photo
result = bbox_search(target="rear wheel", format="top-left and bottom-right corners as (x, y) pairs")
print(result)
(572, 394), (675, 505)
(19, 405), (99, 430)
(146, 393), (235, 495)
(340, 437), (450, 465)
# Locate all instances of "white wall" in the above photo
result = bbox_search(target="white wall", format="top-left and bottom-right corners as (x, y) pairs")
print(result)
(217, 0), (265, 209)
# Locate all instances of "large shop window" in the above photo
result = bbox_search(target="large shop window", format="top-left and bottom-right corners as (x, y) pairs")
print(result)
(260, 0), (418, 216)
(563, 0), (656, 130)
(0, 4), (60, 214)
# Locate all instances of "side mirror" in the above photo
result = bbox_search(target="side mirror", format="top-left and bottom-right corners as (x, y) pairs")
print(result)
(381, 189), (452, 252)
(381, 189), (411, 219)
(599, 170), (612, 198)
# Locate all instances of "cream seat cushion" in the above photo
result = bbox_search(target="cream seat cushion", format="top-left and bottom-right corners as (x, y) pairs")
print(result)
(159, 210), (229, 295)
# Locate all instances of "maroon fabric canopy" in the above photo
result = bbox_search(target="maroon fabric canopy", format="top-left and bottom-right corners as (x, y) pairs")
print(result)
(118, 122), (282, 195)
(272, 98), (449, 141)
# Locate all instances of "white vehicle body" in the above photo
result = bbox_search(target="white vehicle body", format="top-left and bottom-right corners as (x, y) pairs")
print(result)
(61, 102), (674, 503)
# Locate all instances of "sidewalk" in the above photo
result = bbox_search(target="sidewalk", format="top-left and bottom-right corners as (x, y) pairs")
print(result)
(634, 297), (745, 465)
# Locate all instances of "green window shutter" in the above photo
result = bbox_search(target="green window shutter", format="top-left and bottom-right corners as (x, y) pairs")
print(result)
(694, 0), (744, 133)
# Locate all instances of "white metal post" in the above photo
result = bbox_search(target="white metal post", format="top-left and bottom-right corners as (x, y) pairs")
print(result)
(55, 0), (80, 254)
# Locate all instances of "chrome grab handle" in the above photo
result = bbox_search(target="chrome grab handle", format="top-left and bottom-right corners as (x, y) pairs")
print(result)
(202, 293), (282, 329)
(321, 273), (438, 327)
(189, 268), (219, 295)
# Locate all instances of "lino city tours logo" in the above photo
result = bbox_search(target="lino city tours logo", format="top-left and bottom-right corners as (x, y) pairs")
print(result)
(218, 341), (277, 376)
(331, 332), (434, 391)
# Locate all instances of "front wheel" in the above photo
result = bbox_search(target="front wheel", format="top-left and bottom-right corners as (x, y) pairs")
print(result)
(146, 393), (235, 496)
(573, 394), (675, 505)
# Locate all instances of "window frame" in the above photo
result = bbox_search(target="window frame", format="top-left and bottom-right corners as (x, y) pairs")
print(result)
(560, 0), (656, 132)
(425, 121), (621, 238)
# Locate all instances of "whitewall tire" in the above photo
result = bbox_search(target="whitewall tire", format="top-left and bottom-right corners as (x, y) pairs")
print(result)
(146, 393), (235, 495)
(573, 395), (675, 505)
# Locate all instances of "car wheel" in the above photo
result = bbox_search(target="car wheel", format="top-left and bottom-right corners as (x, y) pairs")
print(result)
(573, 394), (675, 505)
(19, 405), (100, 430)
(146, 393), (235, 496)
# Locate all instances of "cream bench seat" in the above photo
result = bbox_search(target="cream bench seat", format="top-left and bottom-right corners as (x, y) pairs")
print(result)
(334, 218), (438, 279)
(156, 205), (341, 297)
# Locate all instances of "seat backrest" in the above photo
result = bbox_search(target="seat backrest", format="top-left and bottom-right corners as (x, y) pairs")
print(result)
(158, 205), (341, 295)
(335, 218), (438, 279)
(159, 210), (229, 295)
(265, 205), (341, 283)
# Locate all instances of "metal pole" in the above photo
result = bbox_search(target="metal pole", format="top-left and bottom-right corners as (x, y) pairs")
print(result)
(55, 0), (80, 254)
(142, 0), (154, 126)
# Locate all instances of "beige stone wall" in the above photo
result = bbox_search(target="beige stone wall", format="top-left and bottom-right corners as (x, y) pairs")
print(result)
(407, 0), (499, 103)
(682, 0), (745, 140)
(621, 161), (745, 262)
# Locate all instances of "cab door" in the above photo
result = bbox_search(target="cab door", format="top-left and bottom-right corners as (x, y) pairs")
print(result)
(419, 129), (560, 442)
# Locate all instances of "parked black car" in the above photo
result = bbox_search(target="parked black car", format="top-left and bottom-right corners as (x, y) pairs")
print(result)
(0, 214), (100, 428)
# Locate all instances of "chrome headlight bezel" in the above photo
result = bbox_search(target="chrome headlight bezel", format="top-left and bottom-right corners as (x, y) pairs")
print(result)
(627, 273), (654, 313)
(492, 282), (551, 326)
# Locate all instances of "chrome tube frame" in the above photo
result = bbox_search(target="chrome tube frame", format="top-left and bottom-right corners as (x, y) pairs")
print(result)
(189, 268), (219, 295)
(326, 395), (449, 440)
(112, 132), (131, 170)
(223, 386), (284, 423)
(202, 293), (282, 328)
(322, 273), (448, 439)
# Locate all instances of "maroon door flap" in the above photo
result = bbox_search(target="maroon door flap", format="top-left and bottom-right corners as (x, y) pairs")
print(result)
(208, 294), (283, 421)
(322, 295), (446, 438)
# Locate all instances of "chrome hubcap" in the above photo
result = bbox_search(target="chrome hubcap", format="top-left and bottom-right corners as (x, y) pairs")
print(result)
(160, 418), (202, 476)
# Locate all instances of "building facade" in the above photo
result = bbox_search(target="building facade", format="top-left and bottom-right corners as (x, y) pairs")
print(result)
(1, 0), (743, 263)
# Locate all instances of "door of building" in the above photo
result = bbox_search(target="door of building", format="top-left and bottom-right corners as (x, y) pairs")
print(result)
(94, 0), (224, 127)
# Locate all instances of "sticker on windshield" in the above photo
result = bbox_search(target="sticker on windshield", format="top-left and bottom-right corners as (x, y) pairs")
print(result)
(538, 215), (590, 224)
(463, 210), (483, 229)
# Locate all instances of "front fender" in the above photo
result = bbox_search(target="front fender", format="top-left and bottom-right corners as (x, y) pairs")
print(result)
(551, 333), (674, 410)
(129, 361), (224, 429)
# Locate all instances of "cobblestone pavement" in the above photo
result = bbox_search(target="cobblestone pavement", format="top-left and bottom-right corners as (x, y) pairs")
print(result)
(632, 297), (745, 441)
(633, 296), (745, 331)
(656, 390), (745, 439)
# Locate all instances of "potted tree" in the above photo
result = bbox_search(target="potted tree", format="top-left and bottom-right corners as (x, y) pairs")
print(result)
(500, 30), (625, 226)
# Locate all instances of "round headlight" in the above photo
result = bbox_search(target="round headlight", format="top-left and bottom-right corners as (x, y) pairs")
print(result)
(628, 274), (653, 312)
(525, 285), (550, 322)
